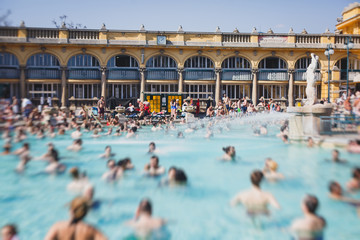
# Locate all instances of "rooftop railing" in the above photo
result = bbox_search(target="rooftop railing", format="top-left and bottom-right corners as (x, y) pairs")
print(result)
(28, 29), (59, 39)
(69, 30), (99, 40)
(222, 34), (250, 43)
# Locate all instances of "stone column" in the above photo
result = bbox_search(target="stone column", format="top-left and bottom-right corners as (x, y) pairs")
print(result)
(251, 68), (258, 105)
(215, 68), (222, 104)
(178, 67), (184, 94)
(101, 67), (107, 99)
(60, 66), (67, 107)
(288, 69), (294, 106)
(19, 65), (26, 98)
(139, 67), (146, 102)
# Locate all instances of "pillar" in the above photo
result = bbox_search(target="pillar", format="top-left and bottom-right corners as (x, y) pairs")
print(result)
(20, 65), (26, 98)
(288, 69), (294, 106)
(178, 67), (184, 94)
(101, 67), (107, 99)
(215, 68), (222, 104)
(61, 66), (67, 107)
(139, 67), (146, 102)
(251, 68), (258, 105)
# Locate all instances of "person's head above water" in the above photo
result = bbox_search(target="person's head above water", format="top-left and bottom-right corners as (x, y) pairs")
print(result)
(138, 198), (152, 216)
(250, 170), (264, 187)
(150, 155), (159, 168)
(69, 197), (88, 223)
(148, 142), (156, 152)
(107, 159), (116, 169)
(105, 145), (111, 152)
(74, 139), (82, 146)
(1, 224), (17, 240)
(329, 181), (342, 195)
(352, 168), (360, 180)
(69, 167), (79, 179)
(302, 195), (319, 214)
(332, 149), (340, 161)
(222, 146), (236, 157)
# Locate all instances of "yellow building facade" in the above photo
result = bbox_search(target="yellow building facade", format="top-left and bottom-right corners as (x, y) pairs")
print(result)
(0, 3), (359, 108)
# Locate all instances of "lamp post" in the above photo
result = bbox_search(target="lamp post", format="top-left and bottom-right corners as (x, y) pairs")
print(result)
(344, 36), (354, 97)
(324, 44), (334, 103)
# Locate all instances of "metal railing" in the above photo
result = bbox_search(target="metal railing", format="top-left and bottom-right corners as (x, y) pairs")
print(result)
(68, 68), (101, 79)
(0, 67), (20, 78)
(28, 29), (59, 39)
(222, 34), (251, 43)
(184, 69), (215, 80)
(294, 70), (321, 81)
(27, 67), (61, 79)
(320, 115), (360, 135)
(146, 68), (178, 80)
(258, 70), (288, 81)
(221, 69), (252, 80)
(108, 68), (139, 80)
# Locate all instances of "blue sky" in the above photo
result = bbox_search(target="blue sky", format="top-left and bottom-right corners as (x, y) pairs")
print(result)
(0, 0), (354, 33)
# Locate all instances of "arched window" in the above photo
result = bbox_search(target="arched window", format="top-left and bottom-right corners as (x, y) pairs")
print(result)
(68, 54), (100, 67)
(27, 53), (60, 67)
(146, 55), (178, 80)
(146, 55), (177, 68)
(221, 56), (251, 69)
(335, 57), (360, 80)
(294, 57), (321, 81)
(67, 54), (100, 80)
(258, 57), (288, 81)
(259, 57), (287, 69)
(221, 56), (252, 81)
(0, 52), (19, 66)
(184, 56), (214, 68)
(107, 55), (139, 68)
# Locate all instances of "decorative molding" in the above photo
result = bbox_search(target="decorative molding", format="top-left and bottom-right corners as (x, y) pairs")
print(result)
(61, 47), (66, 53)
(251, 68), (259, 74)
(81, 48), (86, 53)
(216, 50), (221, 56)
(215, 68), (222, 73)
(253, 50), (257, 56)
(139, 67), (147, 73)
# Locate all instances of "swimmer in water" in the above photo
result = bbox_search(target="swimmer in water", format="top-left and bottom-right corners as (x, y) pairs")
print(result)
(290, 195), (326, 240)
(260, 125), (267, 135)
(67, 139), (82, 152)
(148, 142), (156, 154)
(1, 224), (19, 240)
(118, 158), (134, 170)
(126, 199), (166, 238)
(67, 167), (90, 193)
(144, 155), (165, 176)
(71, 126), (82, 139)
(221, 146), (236, 161)
(14, 143), (31, 172)
(43, 144), (66, 174)
(281, 135), (289, 144)
(329, 149), (346, 163)
(177, 132), (184, 138)
(347, 168), (360, 191)
(102, 159), (122, 182)
(126, 127), (137, 139)
(230, 170), (280, 216)
(162, 166), (187, 186)
(307, 137), (314, 148)
(99, 146), (115, 158)
(328, 181), (360, 213)
(92, 129), (101, 138)
(263, 158), (284, 181)
(1, 142), (11, 155)
(44, 197), (107, 240)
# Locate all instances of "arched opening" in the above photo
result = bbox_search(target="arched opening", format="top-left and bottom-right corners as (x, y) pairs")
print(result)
(146, 55), (178, 80)
(258, 57), (288, 100)
(26, 53), (61, 100)
(106, 55), (140, 101)
(0, 52), (20, 99)
(184, 56), (215, 99)
(335, 57), (360, 80)
(67, 54), (101, 100)
(221, 56), (252, 99)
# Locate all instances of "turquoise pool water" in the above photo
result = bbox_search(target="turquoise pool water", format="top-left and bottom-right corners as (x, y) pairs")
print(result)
(1, 113), (360, 240)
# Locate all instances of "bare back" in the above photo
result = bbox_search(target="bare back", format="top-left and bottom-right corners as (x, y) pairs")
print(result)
(45, 221), (107, 240)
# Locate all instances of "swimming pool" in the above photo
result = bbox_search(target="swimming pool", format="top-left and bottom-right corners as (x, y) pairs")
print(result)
(1, 113), (359, 240)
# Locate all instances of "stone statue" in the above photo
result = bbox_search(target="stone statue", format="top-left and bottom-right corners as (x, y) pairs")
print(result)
(305, 53), (319, 105)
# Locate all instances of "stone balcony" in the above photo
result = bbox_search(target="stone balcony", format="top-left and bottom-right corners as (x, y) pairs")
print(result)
(0, 26), (359, 49)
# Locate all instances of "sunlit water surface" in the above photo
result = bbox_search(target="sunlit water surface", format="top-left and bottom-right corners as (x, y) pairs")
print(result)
(1, 113), (360, 240)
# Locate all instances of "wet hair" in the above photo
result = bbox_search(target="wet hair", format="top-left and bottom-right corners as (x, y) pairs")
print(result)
(149, 142), (156, 148)
(139, 198), (152, 215)
(332, 149), (339, 154)
(250, 170), (264, 187)
(105, 145), (111, 150)
(70, 197), (88, 224)
(75, 139), (82, 145)
(50, 148), (59, 162)
(175, 169), (188, 183)
(131, 126), (137, 133)
(23, 143), (29, 149)
(151, 155), (159, 164)
(283, 135), (289, 141)
(328, 181), (340, 193)
(352, 168), (360, 178)
(69, 167), (79, 179)
(2, 224), (17, 236)
(222, 146), (233, 154)
(303, 195), (319, 213)
(116, 128), (120, 133)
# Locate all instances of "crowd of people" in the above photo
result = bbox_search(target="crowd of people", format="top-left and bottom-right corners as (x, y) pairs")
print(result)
(1, 93), (360, 240)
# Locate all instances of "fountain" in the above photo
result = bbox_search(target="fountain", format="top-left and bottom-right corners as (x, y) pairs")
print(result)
(287, 53), (333, 140)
